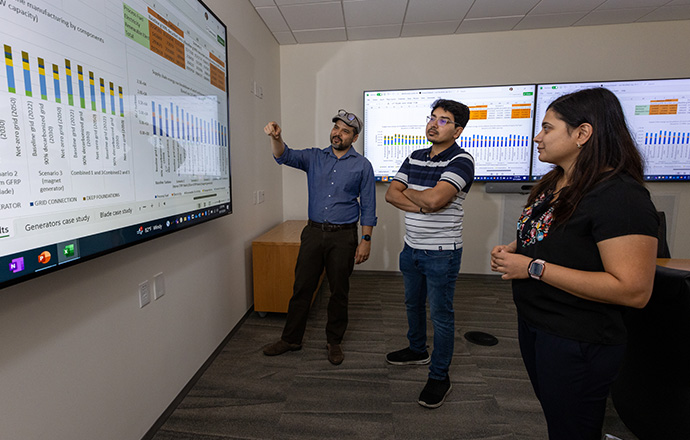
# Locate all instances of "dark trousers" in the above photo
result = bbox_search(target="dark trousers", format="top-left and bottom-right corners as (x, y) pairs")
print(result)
(518, 317), (626, 440)
(281, 224), (358, 345)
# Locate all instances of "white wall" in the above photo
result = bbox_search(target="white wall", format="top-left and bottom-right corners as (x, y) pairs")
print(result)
(278, 21), (690, 274)
(0, 1), (283, 439)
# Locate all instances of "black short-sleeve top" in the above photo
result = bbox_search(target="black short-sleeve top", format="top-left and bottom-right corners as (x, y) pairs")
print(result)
(512, 173), (659, 345)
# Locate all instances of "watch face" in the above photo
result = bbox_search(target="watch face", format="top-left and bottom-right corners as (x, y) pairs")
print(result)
(529, 260), (544, 278)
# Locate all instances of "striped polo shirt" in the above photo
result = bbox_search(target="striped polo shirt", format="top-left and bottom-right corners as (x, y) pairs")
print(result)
(393, 143), (474, 251)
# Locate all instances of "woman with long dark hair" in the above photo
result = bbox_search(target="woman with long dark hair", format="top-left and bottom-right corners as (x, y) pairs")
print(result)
(491, 87), (659, 440)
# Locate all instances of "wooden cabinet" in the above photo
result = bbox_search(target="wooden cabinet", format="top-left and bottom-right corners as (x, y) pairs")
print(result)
(656, 258), (690, 271)
(252, 220), (322, 313)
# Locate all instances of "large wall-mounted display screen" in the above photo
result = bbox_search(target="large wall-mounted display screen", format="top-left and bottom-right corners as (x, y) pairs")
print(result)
(364, 85), (536, 182)
(533, 79), (690, 181)
(365, 79), (690, 187)
(0, 0), (231, 289)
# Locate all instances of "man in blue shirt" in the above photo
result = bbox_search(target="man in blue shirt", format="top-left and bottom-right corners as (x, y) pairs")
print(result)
(385, 99), (474, 408)
(262, 110), (377, 365)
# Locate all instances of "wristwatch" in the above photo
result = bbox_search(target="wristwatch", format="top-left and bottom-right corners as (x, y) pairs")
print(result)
(361, 234), (371, 242)
(528, 259), (546, 280)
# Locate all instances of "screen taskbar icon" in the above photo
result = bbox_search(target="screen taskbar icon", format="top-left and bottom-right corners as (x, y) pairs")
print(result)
(63, 244), (75, 257)
(38, 250), (52, 264)
(10, 257), (25, 274)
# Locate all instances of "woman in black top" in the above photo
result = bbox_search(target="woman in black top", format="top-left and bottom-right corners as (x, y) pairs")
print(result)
(491, 88), (658, 440)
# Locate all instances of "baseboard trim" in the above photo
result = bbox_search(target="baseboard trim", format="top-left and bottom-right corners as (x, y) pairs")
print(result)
(141, 306), (255, 440)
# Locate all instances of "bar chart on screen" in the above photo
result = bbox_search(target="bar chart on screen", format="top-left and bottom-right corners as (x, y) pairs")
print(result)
(0, 0), (232, 282)
(633, 97), (690, 180)
(0, 40), (132, 220)
(533, 80), (690, 180)
(364, 85), (536, 181)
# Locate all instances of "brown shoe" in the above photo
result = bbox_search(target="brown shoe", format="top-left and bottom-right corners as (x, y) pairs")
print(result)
(327, 343), (344, 365)
(263, 339), (302, 356)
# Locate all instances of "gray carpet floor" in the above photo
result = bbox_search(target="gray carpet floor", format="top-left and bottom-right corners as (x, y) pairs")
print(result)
(151, 272), (637, 440)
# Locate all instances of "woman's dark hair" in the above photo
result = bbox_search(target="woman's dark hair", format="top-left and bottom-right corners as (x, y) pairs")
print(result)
(431, 99), (470, 128)
(528, 87), (645, 224)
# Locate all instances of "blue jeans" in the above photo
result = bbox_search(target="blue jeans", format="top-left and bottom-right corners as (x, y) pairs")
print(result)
(400, 243), (462, 380)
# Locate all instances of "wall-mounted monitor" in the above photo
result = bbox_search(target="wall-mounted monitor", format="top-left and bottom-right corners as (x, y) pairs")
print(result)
(0, 0), (231, 290)
(533, 79), (690, 181)
(364, 85), (536, 182)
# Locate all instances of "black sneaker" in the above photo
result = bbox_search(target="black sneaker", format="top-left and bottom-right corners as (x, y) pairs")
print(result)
(385, 347), (430, 365)
(418, 376), (452, 409)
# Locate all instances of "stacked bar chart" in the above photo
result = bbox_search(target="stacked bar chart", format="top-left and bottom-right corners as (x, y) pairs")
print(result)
(364, 85), (535, 180)
(21, 51), (33, 97)
(644, 130), (689, 145)
(149, 97), (228, 181)
(0, 41), (132, 220)
(3, 45), (128, 111)
(383, 134), (428, 146)
(534, 80), (690, 180)
(460, 134), (530, 148)
(639, 128), (690, 176)
(4, 44), (15, 93)
(0, 0), (232, 288)
(52, 64), (61, 103)
(3, 45), (126, 113)
(461, 132), (531, 180)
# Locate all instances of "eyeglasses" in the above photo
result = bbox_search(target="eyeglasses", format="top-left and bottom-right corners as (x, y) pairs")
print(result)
(338, 109), (357, 122)
(426, 115), (459, 127)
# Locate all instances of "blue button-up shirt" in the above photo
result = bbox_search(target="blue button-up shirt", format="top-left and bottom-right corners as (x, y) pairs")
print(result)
(275, 144), (377, 226)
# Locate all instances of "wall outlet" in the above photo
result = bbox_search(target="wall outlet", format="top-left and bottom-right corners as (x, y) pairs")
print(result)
(139, 281), (151, 308)
(153, 272), (165, 300)
(258, 190), (265, 203)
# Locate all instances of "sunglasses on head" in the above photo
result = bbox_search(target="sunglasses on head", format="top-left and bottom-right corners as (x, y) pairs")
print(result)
(338, 109), (357, 122)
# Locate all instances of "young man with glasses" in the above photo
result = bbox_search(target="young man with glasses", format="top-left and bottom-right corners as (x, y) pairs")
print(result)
(262, 110), (377, 366)
(384, 99), (475, 408)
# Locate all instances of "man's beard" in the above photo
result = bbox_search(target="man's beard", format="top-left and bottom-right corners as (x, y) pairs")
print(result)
(331, 136), (351, 150)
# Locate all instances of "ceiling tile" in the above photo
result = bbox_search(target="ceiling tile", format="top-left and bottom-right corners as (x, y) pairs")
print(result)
(637, 5), (690, 20)
(456, 16), (524, 33)
(273, 31), (298, 44)
(292, 27), (347, 43)
(465, 0), (541, 19)
(256, 6), (290, 32)
(347, 24), (402, 41)
(275, 0), (330, 5)
(251, 0), (690, 44)
(575, 8), (655, 26)
(343, 0), (407, 27)
(597, 0), (668, 9)
(514, 12), (587, 30)
(250, 0), (277, 7)
(532, 0), (607, 15)
(401, 21), (461, 37)
(404, 0), (474, 23)
(279, 2), (344, 30)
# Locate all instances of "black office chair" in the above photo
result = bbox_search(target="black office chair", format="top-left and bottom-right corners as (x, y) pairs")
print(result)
(657, 211), (671, 258)
(611, 264), (690, 439)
